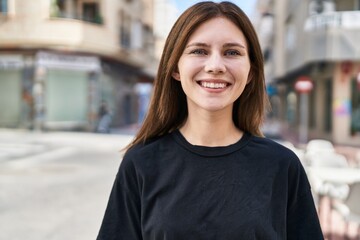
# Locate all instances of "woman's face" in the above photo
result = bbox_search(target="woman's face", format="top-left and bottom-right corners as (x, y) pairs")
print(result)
(173, 17), (251, 113)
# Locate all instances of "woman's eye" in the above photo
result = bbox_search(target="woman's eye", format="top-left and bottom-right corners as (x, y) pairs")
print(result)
(225, 50), (241, 56)
(190, 49), (207, 55)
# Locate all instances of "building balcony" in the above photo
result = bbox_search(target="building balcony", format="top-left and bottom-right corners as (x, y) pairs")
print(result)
(53, 11), (104, 25)
(0, 17), (147, 67)
(304, 11), (360, 62)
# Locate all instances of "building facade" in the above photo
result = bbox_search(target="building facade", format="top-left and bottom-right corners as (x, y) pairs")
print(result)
(256, 0), (360, 146)
(0, 0), (156, 131)
(153, 0), (178, 60)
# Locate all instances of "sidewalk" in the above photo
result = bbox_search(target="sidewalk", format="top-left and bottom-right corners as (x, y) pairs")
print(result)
(0, 128), (135, 162)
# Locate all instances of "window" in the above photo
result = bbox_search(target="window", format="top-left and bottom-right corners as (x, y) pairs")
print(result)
(57, 0), (65, 12)
(119, 10), (131, 49)
(53, 0), (66, 17)
(285, 21), (296, 51)
(0, 0), (7, 14)
(131, 20), (143, 49)
(51, 0), (74, 19)
(82, 2), (102, 24)
(351, 77), (360, 135)
(309, 0), (336, 14)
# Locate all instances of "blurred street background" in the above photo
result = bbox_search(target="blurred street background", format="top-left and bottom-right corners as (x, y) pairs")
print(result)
(0, 128), (134, 240)
(1, 0), (360, 239)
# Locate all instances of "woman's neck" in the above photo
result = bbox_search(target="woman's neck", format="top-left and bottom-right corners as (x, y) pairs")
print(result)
(179, 109), (243, 147)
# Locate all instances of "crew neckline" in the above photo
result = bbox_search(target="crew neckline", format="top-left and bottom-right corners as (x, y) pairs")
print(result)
(171, 129), (251, 157)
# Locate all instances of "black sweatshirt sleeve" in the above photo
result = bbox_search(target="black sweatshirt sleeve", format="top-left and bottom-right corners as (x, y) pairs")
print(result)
(286, 158), (324, 240)
(97, 154), (142, 240)
(287, 192), (324, 239)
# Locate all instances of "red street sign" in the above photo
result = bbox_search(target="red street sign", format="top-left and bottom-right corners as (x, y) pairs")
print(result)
(295, 76), (313, 93)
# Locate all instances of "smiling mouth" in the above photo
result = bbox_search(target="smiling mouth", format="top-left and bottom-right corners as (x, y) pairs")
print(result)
(197, 81), (230, 89)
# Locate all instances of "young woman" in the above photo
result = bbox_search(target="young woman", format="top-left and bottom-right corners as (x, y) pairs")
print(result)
(97, 2), (324, 239)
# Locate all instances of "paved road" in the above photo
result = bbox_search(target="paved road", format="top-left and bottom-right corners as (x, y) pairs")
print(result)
(0, 129), (134, 240)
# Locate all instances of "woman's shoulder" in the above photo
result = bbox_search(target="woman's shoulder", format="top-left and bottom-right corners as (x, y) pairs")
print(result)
(249, 136), (309, 187)
(250, 135), (295, 152)
(249, 135), (302, 165)
(122, 132), (174, 162)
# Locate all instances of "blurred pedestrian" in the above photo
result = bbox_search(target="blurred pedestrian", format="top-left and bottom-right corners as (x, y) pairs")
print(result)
(97, 100), (112, 133)
(97, 1), (323, 239)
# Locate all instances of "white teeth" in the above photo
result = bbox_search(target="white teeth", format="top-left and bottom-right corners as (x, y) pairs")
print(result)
(200, 82), (227, 89)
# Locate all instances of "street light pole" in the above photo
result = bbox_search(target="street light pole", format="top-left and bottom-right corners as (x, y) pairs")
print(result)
(295, 76), (314, 144)
(299, 92), (309, 144)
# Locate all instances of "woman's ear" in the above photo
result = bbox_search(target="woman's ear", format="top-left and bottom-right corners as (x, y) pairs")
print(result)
(172, 69), (181, 81)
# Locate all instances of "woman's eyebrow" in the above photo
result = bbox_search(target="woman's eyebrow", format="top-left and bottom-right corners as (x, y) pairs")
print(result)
(185, 42), (246, 49)
(185, 42), (209, 48)
(223, 42), (246, 49)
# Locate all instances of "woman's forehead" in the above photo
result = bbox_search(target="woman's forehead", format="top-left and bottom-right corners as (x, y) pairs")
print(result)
(186, 17), (248, 48)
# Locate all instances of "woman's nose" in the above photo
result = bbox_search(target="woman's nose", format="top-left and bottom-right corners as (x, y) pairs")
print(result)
(204, 53), (226, 74)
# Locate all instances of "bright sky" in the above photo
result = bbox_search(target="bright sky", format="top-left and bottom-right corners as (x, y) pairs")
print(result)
(173, 0), (257, 17)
